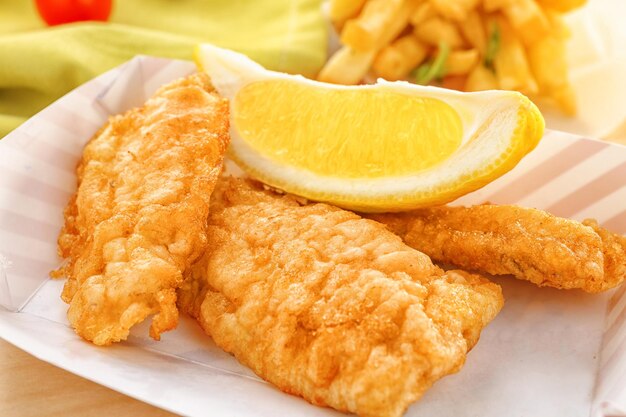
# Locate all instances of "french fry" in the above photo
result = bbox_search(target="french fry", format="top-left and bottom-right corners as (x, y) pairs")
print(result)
(329, 0), (367, 24)
(445, 49), (480, 76)
(493, 18), (538, 94)
(465, 64), (499, 91)
(527, 35), (568, 93)
(429, 0), (466, 21)
(536, 0), (586, 13)
(373, 35), (428, 80)
(318, 46), (376, 85)
(502, 0), (550, 45)
(409, 2), (435, 27)
(375, 0), (421, 49)
(441, 75), (468, 90)
(340, 0), (404, 51)
(414, 17), (465, 48)
(545, 9), (571, 38)
(430, 0), (480, 22)
(323, 0), (581, 115)
(459, 10), (487, 54)
(482, 0), (515, 12)
(552, 84), (577, 115)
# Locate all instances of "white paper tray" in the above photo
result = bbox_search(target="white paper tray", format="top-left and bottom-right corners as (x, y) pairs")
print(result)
(0, 56), (625, 417)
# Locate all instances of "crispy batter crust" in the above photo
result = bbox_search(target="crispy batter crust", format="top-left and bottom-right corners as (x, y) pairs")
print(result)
(178, 177), (503, 417)
(371, 205), (626, 293)
(55, 74), (229, 345)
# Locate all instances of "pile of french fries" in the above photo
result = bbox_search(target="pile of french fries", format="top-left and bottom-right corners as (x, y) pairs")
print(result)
(319, 0), (586, 115)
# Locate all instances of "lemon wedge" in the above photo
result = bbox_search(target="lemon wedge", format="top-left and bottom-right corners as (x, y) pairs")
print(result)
(195, 44), (544, 212)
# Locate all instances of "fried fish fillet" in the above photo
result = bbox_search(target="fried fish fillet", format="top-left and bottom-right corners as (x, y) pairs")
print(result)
(178, 177), (503, 417)
(371, 205), (626, 293)
(55, 74), (229, 345)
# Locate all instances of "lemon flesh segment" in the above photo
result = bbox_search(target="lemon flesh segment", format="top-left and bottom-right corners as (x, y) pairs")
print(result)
(194, 44), (545, 212)
(234, 80), (463, 178)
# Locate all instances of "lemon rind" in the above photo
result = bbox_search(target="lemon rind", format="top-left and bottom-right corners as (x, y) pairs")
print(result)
(227, 94), (543, 212)
(196, 43), (545, 212)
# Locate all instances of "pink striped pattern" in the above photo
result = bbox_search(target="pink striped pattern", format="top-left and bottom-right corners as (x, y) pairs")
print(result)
(603, 210), (626, 232)
(38, 107), (102, 137)
(5, 138), (79, 173)
(547, 162), (626, 218)
(473, 136), (626, 415)
(1, 167), (71, 207)
(141, 56), (171, 83)
(0, 56), (624, 414)
(597, 249), (626, 417)
(1, 252), (58, 282)
(486, 139), (609, 204)
(474, 137), (626, 414)
(608, 284), (626, 314)
(0, 210), (60, 243)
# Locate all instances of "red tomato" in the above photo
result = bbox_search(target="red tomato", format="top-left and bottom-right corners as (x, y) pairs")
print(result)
(35, 0), (113, 26)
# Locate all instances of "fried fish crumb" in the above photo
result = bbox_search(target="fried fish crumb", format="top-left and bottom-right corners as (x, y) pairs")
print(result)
(55, 74), (230, 345)
(371, 204), (626, 293)
(179, 177), (503, 417)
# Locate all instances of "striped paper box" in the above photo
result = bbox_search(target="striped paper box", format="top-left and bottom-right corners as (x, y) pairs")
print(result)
(0, 56), (624, 417)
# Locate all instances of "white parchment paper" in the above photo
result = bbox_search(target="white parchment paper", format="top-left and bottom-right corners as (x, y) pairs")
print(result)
(0, 56), (624, 417)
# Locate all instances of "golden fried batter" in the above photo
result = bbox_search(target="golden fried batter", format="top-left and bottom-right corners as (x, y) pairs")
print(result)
(178, 177), (503, 417)
(371, 205), (626, 293)
(55, 74), (229, 345)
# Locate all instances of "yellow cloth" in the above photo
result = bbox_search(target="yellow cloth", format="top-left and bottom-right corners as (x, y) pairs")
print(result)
(0, 0), (327, 137)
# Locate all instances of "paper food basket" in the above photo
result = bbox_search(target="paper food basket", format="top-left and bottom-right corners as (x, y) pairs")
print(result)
(0, 56), (625, 417)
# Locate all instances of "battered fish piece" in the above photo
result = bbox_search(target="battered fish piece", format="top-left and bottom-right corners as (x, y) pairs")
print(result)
(55, 74), (229, 345)
(371, 205), (626, 293)
(178, 177), (503, 417)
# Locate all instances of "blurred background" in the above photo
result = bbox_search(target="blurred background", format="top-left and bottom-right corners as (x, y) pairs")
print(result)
(0, 1), (625, 416)
(0, 0), (624, 141)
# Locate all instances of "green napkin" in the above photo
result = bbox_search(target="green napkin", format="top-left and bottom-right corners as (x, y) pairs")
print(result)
(0, 0), (327, 137)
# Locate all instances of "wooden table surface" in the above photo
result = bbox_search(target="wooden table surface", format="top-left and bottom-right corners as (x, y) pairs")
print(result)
(0, 339), (177, 417)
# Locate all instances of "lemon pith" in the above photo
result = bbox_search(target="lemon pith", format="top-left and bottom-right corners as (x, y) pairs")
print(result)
(234, 80), (463, 178)
(195, 44), (545, 212)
